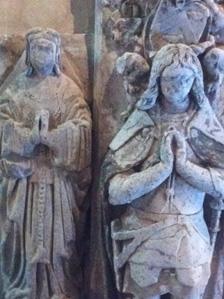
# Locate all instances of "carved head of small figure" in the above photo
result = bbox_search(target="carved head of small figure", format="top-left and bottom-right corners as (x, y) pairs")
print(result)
(203, 48), (224, 79)
(137, 44), (206, 112)
(25, 28), (61, 77)
(116, 52), (150, 96)
(120, 0), (142, 18)
(112, 18), (143, 50)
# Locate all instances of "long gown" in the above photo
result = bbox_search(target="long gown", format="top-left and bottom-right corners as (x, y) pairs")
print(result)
(0, 72), (91, 299)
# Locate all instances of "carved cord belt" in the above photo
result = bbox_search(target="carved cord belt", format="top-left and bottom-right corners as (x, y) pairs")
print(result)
(29, 146), (54, 264)
(111, 210), (204, 270)
(31, 168), (51, 264)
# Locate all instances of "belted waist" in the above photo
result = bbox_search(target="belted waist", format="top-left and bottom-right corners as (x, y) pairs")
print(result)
(134, 208), (204, 223)
(30, 167), (54, 184)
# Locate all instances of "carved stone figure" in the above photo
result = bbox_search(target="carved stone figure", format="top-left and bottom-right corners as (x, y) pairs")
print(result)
(104, 0), (224, 106)
(202, 48), (224, 105)
(0, 28), (91, 299)
(116, 52), (150, 117)
(89, 1), (224, 299)
(120, 0), (142, 18)
(112, 18), (144, 53)
(148, 0), (212, 50)
(144, 0), (224, 104)
(103, 44), (224, 299)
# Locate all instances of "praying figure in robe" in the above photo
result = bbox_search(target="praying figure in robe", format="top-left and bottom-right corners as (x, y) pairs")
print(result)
(0, 28), (92, 299)
(102, 44), (224, 299)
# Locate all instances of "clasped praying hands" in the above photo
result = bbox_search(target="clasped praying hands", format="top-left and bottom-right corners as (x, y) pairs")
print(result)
(160, 128), (187, 175)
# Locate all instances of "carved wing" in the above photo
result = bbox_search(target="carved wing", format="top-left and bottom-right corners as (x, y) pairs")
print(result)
(109, 109), (155, 169)
(189, 127), (224, 168)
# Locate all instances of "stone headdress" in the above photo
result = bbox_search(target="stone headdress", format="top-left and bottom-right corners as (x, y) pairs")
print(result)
(137, 43), (206, 110)
(25, 27), (61, 76)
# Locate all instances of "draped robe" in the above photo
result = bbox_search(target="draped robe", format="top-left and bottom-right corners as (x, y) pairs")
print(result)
(94, 100), (224, 298)
(0, 72), (91, 299)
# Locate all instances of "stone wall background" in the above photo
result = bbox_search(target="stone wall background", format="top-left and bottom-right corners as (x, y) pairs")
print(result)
(0, 0), (95, 35)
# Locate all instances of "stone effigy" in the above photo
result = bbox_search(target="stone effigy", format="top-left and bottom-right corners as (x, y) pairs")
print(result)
(90, 1), (224, 298)
(103, 43), (224, 299)
(0, 28), (92, 299)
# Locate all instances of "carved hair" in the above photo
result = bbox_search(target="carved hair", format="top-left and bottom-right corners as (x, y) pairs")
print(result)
(137, 44), (207, 110)
(25, 27), (61, 77)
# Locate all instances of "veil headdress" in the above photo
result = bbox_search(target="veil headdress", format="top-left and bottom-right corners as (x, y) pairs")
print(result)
(137, 43), (206, 111)
(25, 28), (61, 77)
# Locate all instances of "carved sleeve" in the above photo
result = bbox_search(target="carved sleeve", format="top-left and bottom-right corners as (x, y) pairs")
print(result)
(109, 162), (171, 205)
(0, 99), (38, 158)
(177, 161), (224, 199)
(47, 94), (92, 172)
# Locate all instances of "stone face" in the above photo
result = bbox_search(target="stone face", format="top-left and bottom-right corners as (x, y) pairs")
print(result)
(90, 1), (224, 299)
(0, 29), (92, 299)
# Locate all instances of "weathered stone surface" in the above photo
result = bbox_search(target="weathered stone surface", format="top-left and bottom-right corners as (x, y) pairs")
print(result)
(0, 34), (90, 101)
(0, 0), (74, 35)
(0, 28), (92, 299)
(0, 0), (95, 35)
(106, 43), (224, 299)
(90, 1), (224, 299)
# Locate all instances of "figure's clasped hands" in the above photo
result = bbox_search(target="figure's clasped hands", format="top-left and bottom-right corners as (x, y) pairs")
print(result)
(32, 109), (51, 146)
(160, 128), (188, 175)
(39, 109), (50, 145)
(160, 129), (175, 174)
(173, 130), (187, 173)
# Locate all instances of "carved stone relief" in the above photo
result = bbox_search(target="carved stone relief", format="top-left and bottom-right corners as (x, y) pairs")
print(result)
(108, 43), (224, 299)
(90, 1), (224, 299)
(0, 28), (92, 299)
(1, 2), (224, 299)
